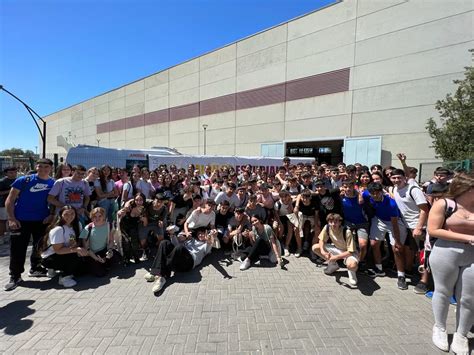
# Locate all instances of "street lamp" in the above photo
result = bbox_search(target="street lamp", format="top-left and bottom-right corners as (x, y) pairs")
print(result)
(0, 85), (47, 158)
(202, 124), (208, 155)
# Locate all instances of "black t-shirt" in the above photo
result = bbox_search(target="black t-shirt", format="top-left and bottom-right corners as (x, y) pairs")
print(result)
(317, 188), (343, 224)
(0, 177), (15, 207)
(299, 196), (319, 217)
(215, 210), (233, 228)
(171, 193), (193, 209)
(145, 203), (167, 224)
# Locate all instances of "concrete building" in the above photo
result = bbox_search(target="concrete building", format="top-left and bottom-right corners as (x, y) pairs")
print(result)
(44, 0), (474, 168)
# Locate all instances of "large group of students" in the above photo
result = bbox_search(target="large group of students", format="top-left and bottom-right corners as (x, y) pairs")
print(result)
(0, 154), (472, 354)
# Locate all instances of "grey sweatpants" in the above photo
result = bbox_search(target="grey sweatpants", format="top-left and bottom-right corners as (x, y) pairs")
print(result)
(430, 239), (474, 336)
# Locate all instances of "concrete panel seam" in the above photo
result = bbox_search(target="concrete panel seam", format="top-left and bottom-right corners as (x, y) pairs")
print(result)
(355, 39), (473, 68)
(356, 9), (474, 43)
(352, 70), (466, 92)
(356, 0), (407, 20)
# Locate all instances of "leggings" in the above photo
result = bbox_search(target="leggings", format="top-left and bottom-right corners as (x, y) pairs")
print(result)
(430, 239), (474, 336)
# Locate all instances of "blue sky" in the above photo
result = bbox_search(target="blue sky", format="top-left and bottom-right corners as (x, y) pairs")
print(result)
(0, 0), (335, 153)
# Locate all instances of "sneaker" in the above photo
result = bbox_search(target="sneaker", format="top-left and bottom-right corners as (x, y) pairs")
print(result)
(348, 270), (358, 286)
(451, 332), (469, 355)
(324, 262), (340, 275)
(144, 272), (156, 282)
(166, 225), (179, 234)
(373, 267), (385, 277)
(431, 325), (448, 352)
(4, 277), (22, 291)
(239, 258), (251, 271)
(58, 275), (77, 288)
(397, 276), (408, 290)
(450, 295), (457, 305)
(139, 252), (148, 262)
(152, 276), (166, 293)
(295, 248), (302, 258)
(425, 291), (434, 299)
(28, 267), (48, 277)
(283, 247), (290, 257)
(414, 282), (428, 294)
(47, 269), (57, 278)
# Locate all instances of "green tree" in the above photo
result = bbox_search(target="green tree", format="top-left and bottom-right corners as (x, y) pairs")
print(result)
(426, 62), (474, 161)
(0, 148), (25, 157)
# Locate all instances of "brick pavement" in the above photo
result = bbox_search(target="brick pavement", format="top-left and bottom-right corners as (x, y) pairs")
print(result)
(0, 242), (470, 354)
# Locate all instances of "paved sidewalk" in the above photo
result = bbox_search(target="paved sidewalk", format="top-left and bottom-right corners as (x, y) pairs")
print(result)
(0, 242), (469, 354)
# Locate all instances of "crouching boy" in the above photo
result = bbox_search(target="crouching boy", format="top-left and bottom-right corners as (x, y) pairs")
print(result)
(312, 213), (359, 286)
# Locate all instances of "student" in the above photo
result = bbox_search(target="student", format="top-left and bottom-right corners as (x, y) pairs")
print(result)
(48, 165), (91, 225)
(364, 183), (409, 290)
(139, 193), (168, 256)
(0, 166), (17, 244)
(294, 189), (320, 251)
(312, 213), (358, 286)
(80, 207), (117, 277)
(183, 199), (216, 237)
(41, 206), (89, 288)
(54, 163), (72, 180)
(274, 190), (302, 257)
(427, 172), (473, 354)
(214, 183), (240, 210)
(144, 227), (216, 293)
(4, 159), (55, 291)
(95, 165), (118, 223)
(239, 214), (283, 271)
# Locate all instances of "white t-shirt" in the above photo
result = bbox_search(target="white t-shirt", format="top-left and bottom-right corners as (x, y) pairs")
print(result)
(274, 201), (293, 216)
(136, 179), (154, 199)
(186, 209), (216, 229)
(94, 179), (115, 201)
(214, 191), (240, 209)
(41, 225), (76, 258)
(394, 184), (428, 229)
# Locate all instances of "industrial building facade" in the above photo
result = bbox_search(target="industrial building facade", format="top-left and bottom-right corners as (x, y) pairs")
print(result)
(44, 0), (474, 168)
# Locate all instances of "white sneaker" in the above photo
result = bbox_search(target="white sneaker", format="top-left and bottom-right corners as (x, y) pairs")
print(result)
(283, 248), (290, 257)
(432, 325), (448, 352)
(348, 270), (358, 286)
(152, 276), (166, 293)
(295, 248), (302, 258)
(58, 275), (77, 288)
(144, 272), (156, 282)
(451, 332), (469, 355)
(324, 262), (340, 275)
(139, 252), (148, 262)
(47, 269), (57, 278)
(239, 258), (251, 271)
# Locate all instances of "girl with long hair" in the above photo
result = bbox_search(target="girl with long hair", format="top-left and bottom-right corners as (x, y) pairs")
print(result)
(41, 206), (89, 288)
(95, 165), (118, 223)
(428, 172), (474, 354)
(54, 163), (72, 180)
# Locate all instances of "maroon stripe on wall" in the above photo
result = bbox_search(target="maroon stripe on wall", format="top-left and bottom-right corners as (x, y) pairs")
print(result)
(145, 109), (169, 125)
(236, 83), (286, 110)
(170, 103), (199, 122)
(97, 68), (350, 134)
(126, 114), (144, 129)
(200, 94), (236, 116)
(286, 68), (350, 101)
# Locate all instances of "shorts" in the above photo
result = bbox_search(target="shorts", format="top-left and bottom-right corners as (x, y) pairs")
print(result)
(299, 213), (315, 230)
(139, 224), (164, 240)
(370, 217), (408, 246)
(0, 207), (7, 220)
(344, 222), (369, 240)
(325, 244), (359, 265)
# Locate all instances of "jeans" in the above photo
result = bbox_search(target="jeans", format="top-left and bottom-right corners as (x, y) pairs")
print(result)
(9, 220), (47, 278)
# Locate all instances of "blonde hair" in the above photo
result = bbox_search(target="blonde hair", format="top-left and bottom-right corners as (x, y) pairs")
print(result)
(447, 172), (474, 199)
(326, 213), (343, 222)
(90, 207), (106, 219)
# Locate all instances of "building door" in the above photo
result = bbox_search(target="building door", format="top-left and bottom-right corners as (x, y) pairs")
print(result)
(285, 140), (344, 165)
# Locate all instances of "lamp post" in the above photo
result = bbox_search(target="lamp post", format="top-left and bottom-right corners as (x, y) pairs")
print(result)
(0, 85), (47, 158)
(202, 124), (208, 155)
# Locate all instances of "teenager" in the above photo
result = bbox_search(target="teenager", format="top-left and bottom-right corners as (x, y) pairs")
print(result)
(428, 173), (474, 354)
(4, 159), (55, 291)
(95, 165), (118, 223)
(41, 206), (89, 288)
(312, 213), (358, 286)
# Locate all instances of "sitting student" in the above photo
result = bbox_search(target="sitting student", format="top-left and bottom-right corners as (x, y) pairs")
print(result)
(80, 207), (118, 277)
(41, 206), (89, 288)
(227, 207), (252, 252)
(183, 198), (216, 237)
(312, 213), (359, 287)
(215, 200), (233, 245)
(245, 194), (266, 222)
(239, 214), (283, 270)
(294, 189), (320, 251)
(144, 227), (216, 293)
(117, 193), (147, 265)
(139, 193), (168, 258)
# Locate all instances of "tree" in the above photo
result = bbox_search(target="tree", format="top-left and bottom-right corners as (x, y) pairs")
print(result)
(426, 60), (474, 161)
(0, 148), (37, 158)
